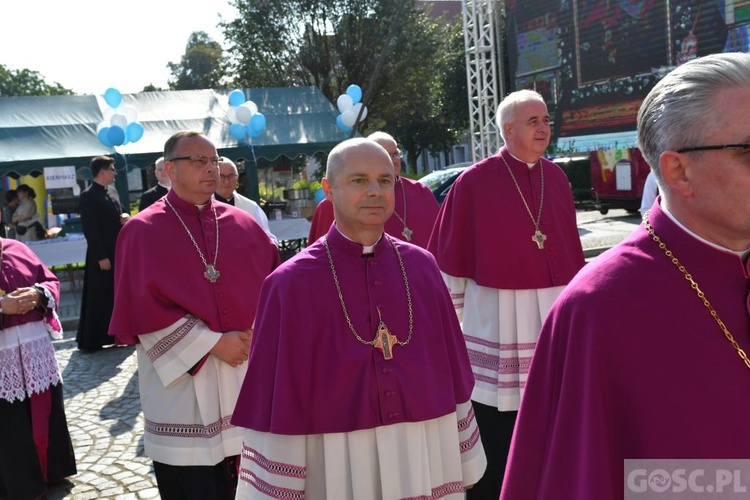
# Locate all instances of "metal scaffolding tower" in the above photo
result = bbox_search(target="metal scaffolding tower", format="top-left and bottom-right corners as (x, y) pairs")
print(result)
(461, 0), (503, 163)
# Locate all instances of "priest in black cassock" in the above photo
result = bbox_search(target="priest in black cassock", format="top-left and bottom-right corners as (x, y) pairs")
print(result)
(76, 155), (130, 351)
(139, 157), (170, 211)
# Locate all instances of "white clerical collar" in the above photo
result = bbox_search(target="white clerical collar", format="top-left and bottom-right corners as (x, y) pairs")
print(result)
(334, 225), (383, 253)
(662, 205), (750, 258)
(196, 202), (209, 211)
(158, 183), (170, 189)
(508, 151), (538, 169)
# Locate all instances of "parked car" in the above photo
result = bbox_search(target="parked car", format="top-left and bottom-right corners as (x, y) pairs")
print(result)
(417, 162), (472, 204)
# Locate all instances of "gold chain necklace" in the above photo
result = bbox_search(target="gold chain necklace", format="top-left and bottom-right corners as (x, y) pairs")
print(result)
(644, 210), (750, 369)
(391, 179), (412, 241)
(165, 197), (221, 283)
(323, 234), (413, 360)
(500, 154), (546, 249)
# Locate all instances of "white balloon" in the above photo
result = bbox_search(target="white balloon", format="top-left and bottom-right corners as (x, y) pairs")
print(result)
(341, 109), (357, 128)
(352, 103), (368, 121)
(227, 107), (239, 124)
(337, 94), (353, 113)
(244, 100), (258, 116)
(235, 105), (252, 125)
(122, 105), (138, 123)
(110, 113), (128, 129)
(103, 108), (115, 122)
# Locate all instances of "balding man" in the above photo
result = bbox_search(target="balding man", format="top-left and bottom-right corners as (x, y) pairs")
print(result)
(232, 138), (485, 499)
(307, 132), (439, 250)
(139, 156), (170, 211)
(214, 157), (278, 246)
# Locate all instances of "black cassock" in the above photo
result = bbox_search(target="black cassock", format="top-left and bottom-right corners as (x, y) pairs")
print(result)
(76, 182), (122, 350)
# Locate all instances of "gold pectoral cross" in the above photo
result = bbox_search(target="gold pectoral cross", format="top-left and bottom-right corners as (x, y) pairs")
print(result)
(532, 229), (547, 249)
(373, 321), (398, 360)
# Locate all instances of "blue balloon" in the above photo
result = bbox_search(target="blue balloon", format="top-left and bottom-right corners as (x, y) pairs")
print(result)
(107, 125), (125, 146)
(346, 84), (363, 105)
(126, 122), (144, 143)
(247, 128), (262, 139)
(230, 123), (246, 141)
(336, 114), (352, 133)
(314, 187), (326, 204)
(98, 127), (113, 147)
(229, 89), (246, 107)
(104, 88), (122, 108)
(249, 113), (266, 134)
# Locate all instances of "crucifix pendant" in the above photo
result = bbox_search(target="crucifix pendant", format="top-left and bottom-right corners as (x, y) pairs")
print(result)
(532, 229), (547, 249)
(401, 226), (413, 241)
(204, 264), (220, 283)
(373, 321), (398, 360)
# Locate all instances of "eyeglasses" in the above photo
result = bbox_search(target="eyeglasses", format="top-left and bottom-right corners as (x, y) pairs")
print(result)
(389, 150), (403, 159)
(676, 143), (750, 153)
(168, 155), (221, 167)
(219, 174), (239, 182)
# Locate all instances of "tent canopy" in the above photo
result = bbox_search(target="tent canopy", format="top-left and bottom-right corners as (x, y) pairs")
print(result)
(0, 87), (346, 177)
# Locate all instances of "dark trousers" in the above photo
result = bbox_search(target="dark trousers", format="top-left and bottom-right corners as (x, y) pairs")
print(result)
(466, 401), (518, 500)
(153, 456), (239, 500)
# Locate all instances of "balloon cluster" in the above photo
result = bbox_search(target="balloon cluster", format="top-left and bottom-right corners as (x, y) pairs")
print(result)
(96, 88), (144, 148)
(227, 90), (267, 142)
(336, 85), (368, 133)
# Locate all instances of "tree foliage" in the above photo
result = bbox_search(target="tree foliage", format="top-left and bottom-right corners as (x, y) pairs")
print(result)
(167, 31), (226, 90)
(221, 0), (467, 171)
(0, 65), (73, 97)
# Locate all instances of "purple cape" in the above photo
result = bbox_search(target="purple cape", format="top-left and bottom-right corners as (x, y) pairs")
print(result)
(109, 190), (280, 344)
(428, 148), (584, 289)
(501, 200), (750, 499)
(307, 177), (439, 250)
(0, 239), (59, 329)
(232, 225), (474, 434)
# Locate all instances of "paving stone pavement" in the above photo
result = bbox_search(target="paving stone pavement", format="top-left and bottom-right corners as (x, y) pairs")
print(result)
(45, 330), (159, 500)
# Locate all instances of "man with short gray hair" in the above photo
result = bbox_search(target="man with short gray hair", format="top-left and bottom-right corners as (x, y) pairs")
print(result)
(139, 156), (170, 211)
(502, 52), (750, 499)
(429, 89), (584, 497)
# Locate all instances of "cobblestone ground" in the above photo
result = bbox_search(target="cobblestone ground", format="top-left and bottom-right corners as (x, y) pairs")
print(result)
(46, 330), (159, 499)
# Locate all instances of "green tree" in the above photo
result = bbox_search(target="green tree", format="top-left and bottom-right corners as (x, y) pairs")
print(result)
(167, 31), (226, 90)
(0, 64), (73, 97)
(221, 0), (467, 172)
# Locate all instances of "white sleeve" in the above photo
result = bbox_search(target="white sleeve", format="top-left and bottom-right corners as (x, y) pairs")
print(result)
(248, 201), (279, 246)
(456, 400), (487, 487)
(137, 315), (222, 387)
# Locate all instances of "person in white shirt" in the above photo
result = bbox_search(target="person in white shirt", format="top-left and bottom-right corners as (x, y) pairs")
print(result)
(214, 157), (278, 246)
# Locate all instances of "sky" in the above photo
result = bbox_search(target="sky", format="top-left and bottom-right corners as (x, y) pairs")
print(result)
(1, 0), (238, 96)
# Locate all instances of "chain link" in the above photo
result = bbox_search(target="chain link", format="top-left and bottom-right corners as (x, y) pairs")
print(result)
(165, 197), (220, 271)
(324, 235), (413, 347)
(500, 154), (545, 231)
(644, 211), (750, 369)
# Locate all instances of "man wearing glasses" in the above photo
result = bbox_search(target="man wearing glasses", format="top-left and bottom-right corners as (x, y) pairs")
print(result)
(109, 131), (280, 499)
(214, 157), (277, 246)
(502, 52), (750, 499)
(307, 131), (439, 249)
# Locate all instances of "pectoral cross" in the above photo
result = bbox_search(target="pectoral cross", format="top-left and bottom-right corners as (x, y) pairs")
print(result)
(532, 229), (547, 249)
(373, 321), (398, 360)
(204, 265), (221, 283)
(401, 226), (413, 241)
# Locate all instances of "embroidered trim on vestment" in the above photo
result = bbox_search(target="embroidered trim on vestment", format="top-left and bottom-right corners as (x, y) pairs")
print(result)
(457, 405), (476, 433)
(239, 469), (305, 499)
(241, 445), (306, 479)
(145, 415), (233, 438)
(400, 481), (466, 499)
(460, 426), (482, 454)
(147, 317), (200, 362)
(464, 335), (536, 351)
